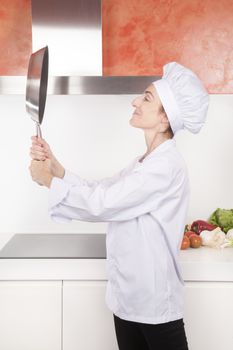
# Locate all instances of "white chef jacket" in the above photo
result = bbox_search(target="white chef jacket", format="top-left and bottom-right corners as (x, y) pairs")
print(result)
(48, 138), (190, 324)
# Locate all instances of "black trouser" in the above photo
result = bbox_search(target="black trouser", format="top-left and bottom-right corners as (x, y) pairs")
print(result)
(113, 314), (189, 350)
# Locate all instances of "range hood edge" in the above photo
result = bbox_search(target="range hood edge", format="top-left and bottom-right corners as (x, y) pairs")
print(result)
(0, 76), (160, 95)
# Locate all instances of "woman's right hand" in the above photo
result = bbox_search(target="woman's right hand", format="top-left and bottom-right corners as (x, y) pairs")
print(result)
(30, 136), (65, 179)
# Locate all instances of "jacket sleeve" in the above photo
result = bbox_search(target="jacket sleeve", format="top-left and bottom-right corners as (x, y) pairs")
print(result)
(63, 168), (125, 188)
(48, 158), (173, 223)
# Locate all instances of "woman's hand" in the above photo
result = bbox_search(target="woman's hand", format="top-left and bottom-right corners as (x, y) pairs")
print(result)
(29, 159), (53, 188)
(30, 136), (65, 179)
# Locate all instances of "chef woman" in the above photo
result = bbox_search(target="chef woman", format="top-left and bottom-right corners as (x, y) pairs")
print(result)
(29, 62), (209, 350)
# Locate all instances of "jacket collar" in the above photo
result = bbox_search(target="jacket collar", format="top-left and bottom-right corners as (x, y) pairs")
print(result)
(138, 138), (176, 163)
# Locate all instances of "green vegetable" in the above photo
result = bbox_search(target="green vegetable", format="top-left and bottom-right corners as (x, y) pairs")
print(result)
(225, 239), (233, 248)
(208, 208), (233, 233)
(184, 224), (191, 233)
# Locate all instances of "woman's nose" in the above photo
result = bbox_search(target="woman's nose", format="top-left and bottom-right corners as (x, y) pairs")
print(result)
(131, 95), (142, 108)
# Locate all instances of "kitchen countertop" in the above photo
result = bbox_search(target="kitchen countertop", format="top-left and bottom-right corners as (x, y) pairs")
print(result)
(0, 234), (233, 282)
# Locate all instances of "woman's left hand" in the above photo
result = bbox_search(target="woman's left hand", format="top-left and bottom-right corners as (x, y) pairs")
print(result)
(29, 159), (53, 188)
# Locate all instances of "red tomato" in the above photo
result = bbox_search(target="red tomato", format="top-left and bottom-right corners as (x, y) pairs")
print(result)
(184, 231), (196, 238)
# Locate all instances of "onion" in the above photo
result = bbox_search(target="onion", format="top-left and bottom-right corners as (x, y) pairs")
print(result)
(200, 227), (225, 248)
(226, 228), (233, 239)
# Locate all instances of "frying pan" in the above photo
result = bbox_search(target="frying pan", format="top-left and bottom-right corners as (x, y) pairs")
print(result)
(26, 46), (49, 138)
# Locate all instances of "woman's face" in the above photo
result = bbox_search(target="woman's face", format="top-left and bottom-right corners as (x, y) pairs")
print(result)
(130, 84), (165, 130)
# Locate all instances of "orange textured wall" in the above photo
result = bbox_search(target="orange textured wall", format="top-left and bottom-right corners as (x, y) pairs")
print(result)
(0, 0), (32, 75)
(102, 0), (233, 93)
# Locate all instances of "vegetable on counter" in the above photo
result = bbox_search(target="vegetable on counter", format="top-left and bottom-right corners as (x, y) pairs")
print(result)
(226, 228), (233, 239)
(220, 229), (233, 248)
(209, 208), (233, 233)
(200, 227), (225, 248)
(182, 213), (233, 249)
(181, 236), (190, 250)
(191, 220), (217, 235)
(181, 232), (202, 249)
(189, 234), (202, 248)
(184, 224), (192, 232)
(185, 231), (196, 238)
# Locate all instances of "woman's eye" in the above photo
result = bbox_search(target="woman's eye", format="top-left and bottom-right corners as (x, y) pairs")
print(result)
(143, 96), (150, 101)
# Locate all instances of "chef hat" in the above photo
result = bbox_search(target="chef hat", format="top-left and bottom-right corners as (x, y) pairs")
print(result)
(153, 62), (209, 134)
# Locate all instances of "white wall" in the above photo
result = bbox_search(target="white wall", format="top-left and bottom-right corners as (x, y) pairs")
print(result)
(0, 94), (233, 235)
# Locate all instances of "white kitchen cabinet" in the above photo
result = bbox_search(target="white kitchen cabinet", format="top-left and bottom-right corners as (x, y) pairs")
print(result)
(0, 281), (62, 350)
(63, 281), (118, 350)
(0, 248), (233, 350)
(184, 281), (233, 350)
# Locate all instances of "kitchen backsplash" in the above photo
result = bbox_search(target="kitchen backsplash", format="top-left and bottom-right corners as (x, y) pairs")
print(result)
(102, 0), (233, 93)
(0, 0), (32, 75)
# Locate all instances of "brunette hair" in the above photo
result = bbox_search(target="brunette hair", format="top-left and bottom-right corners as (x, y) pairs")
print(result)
(160, 104), (174, 137)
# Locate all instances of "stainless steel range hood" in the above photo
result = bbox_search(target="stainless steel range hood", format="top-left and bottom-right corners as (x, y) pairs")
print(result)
(0, 0), (159, 94)
(32, 0), (102, 76)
